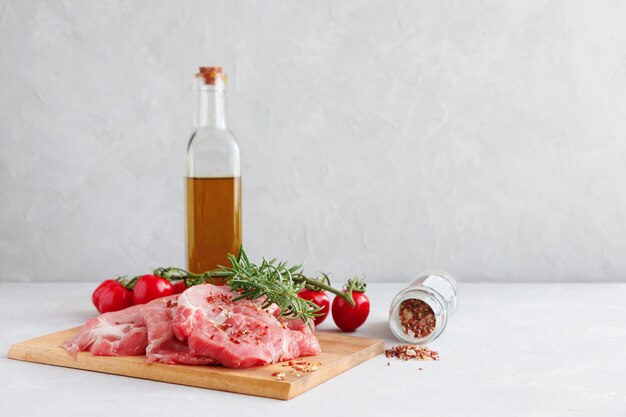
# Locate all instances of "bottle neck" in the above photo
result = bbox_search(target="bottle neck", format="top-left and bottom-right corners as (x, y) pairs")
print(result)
(194, 86), (226, 130)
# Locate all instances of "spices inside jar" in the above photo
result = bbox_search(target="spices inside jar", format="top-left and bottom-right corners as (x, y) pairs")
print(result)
(389, 270), (459, 344)
(399, 299), (436, 338)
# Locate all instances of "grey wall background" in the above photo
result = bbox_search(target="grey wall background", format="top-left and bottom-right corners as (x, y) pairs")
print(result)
(1, 0), (626, 283)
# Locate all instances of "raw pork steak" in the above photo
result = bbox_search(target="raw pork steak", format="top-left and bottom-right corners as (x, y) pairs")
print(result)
(140, 295), (214, 365)
(172, 284), (321, 368)
(62, 304), (148, 357)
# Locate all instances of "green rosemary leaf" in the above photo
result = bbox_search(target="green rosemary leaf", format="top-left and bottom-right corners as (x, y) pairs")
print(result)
(152, 248), (356, 325)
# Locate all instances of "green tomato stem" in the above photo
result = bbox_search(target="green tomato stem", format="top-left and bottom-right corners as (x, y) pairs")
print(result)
(293, 274), (355, 307)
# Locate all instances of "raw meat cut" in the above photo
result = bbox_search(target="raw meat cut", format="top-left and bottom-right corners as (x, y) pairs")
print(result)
(172, 284), (321, 368)
(64, 283), (322, 368)
(62, 304), (148, 357)
(140, 295), (214, 365)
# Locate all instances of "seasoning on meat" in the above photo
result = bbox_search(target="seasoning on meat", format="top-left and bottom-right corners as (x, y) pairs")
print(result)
(172, 284), (321, 368)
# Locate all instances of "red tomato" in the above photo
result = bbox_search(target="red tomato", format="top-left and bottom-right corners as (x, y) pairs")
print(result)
(94, 281), (133, 313)
(298, 289), (330, 326)
(332, 289), (370, 332)
(132, 275), (174, 305)
(172, 280), (188, 294)
(92, 279), (117, 309)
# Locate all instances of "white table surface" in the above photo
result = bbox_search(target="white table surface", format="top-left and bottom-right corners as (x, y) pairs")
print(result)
(1, 282), (625, 416)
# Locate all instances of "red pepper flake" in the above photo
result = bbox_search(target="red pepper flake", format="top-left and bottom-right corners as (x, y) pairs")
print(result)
(399, 299), (436, 338)
(206, 294), (232, 304)
(271, 372), (286, 381)
(279, 360), (322, 374)
(385, 344), (440, 361)
(216, 322), (233, 331)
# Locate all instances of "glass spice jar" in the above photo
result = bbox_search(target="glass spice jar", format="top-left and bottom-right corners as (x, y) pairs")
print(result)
(389, 271), (459, 344)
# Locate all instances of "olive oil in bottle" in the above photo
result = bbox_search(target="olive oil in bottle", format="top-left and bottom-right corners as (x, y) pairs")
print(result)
(186, 67), (241, 274)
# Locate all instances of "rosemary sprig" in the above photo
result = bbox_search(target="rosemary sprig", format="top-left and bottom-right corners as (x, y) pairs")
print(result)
(153, 248), (355, 325)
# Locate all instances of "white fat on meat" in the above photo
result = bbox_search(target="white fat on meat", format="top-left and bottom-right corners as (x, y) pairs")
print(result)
(61, 304), (148, 357)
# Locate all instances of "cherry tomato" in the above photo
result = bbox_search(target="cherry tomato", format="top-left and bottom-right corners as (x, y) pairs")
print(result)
(332, 278), (370, 332)
(132, 275), (174, 305)
(92, 279), (117, 309)
(94, 281), (134, 313)
(298, 289), (330, 326)
(172, 280), (188, 294)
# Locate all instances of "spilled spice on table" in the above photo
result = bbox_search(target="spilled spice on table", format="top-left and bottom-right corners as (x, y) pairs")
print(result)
(385, 344), (440, 361)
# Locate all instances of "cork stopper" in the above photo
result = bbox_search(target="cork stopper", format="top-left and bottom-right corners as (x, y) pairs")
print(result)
(196, 66), (227, 85)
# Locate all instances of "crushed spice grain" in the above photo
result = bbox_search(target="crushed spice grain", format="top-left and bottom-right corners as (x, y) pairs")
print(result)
(385, 344), (440, 361)
(399, 299), (436, 338)
(271, 371), (287, 381)
(279, 360), (322, 375)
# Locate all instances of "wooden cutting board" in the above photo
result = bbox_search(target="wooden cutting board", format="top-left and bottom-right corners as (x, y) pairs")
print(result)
(8, 328), (385, 400)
